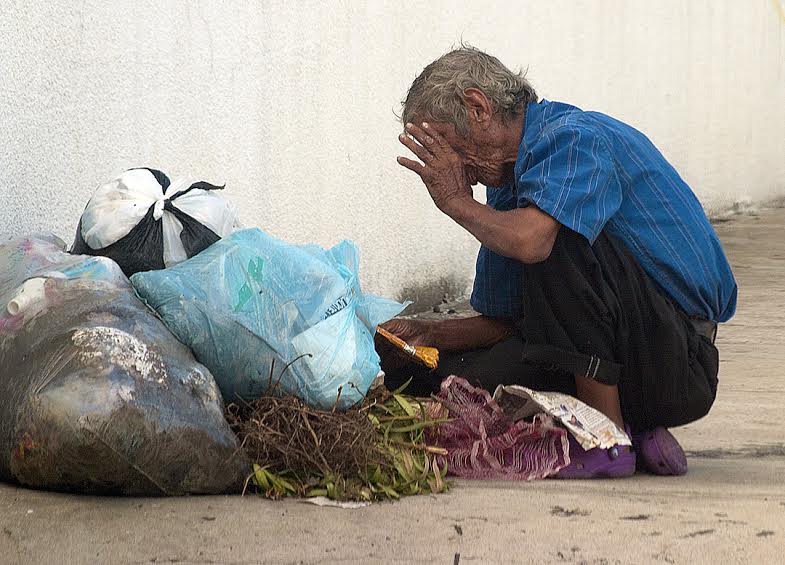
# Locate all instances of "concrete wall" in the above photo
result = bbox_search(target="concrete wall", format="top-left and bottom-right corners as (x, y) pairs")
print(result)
(2, 1), (784, 302)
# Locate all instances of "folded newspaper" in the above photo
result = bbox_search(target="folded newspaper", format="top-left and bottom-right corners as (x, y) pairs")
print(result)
(493, 385), (631, 450)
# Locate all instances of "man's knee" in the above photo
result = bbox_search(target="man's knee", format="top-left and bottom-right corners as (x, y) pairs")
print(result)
(684, 344), (720, 424)
(656, 352), (719, 428)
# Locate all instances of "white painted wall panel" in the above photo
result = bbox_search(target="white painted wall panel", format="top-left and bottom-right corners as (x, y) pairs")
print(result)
(1, 1), (783, 299)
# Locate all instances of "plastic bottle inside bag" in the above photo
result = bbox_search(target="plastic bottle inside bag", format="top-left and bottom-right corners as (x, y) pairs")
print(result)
(6, 277), (47, 316)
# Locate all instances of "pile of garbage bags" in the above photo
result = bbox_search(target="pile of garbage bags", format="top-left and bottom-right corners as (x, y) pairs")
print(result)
(0, 168), (404, 495)
(0, 234), (248, 495)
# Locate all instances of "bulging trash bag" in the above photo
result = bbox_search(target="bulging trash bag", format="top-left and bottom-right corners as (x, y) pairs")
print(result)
(131, 228), (408, 410)
(71, 167), (241, 276)
(0, 234), (248, 495)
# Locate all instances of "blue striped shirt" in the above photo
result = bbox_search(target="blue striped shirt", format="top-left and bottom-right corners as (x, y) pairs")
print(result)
(471, 100), (737, 323)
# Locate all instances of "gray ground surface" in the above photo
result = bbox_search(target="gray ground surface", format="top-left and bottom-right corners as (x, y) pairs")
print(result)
(1, 207), (784, 565)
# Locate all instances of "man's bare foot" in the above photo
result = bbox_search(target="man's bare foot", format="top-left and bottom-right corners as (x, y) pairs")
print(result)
(574, 375), (625, 430)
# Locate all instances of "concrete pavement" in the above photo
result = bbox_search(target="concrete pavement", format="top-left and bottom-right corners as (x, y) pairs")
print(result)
(1, 207), (784, 565)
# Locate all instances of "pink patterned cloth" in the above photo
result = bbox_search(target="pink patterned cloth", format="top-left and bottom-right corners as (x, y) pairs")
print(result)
(429, 376), (570, 480)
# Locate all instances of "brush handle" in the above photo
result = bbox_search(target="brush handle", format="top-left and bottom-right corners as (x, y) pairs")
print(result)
(376, 326), (439, 369)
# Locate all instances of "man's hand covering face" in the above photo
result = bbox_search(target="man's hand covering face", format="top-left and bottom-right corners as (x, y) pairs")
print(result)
(397, 122), (474, 212)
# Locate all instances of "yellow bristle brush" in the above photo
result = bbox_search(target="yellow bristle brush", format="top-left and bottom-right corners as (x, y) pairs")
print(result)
(375, 326), (439, 370)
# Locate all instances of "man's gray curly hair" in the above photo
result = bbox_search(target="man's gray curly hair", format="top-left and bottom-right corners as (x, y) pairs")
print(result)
(401, 45), (537, 137)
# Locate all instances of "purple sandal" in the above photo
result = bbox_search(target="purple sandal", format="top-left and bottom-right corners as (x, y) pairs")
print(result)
(552, 431), (636, 479)
(632, 427), (688, 476)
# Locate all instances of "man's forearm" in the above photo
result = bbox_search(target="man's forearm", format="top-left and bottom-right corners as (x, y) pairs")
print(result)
(441, 197), (559, 264)
(427, 315), (516, 352)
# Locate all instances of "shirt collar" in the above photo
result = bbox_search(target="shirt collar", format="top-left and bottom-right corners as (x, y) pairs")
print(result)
(515, 99), (550, 177)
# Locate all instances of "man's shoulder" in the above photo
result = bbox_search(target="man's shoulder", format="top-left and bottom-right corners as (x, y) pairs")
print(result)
(529, 101), (612, 142)
(529, 100), (582, 131)
(527, 101), (650, 157)
(539, 99), (641, 128)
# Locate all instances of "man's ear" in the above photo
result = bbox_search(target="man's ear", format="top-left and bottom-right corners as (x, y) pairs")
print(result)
(462, 88), (493, 126)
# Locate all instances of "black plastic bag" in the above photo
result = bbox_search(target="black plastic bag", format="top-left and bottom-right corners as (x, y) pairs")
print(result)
(71, 167), (240, 276)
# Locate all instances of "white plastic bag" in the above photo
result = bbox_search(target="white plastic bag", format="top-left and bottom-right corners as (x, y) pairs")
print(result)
(71, 168), (241, 275)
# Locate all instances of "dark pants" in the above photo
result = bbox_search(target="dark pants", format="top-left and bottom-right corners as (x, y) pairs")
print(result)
(385, 228), (719, 432)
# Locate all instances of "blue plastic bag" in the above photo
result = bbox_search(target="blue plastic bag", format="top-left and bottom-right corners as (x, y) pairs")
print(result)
(131, 228), (407, 410)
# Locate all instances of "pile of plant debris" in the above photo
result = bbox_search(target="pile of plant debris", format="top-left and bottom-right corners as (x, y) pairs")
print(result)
(226, 381), (450, 501)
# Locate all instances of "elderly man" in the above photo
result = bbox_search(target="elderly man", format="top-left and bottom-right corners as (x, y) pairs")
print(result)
(382, 47), (736, 478)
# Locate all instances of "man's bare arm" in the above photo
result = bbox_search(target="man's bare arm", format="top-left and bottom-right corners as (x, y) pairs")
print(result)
(396, 122), (560, 264)
(382, 315), (515, 352)
(442, 199), (560, 264)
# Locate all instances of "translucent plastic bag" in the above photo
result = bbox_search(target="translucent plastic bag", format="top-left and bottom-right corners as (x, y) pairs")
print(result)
(131, 228), (408, 410)
(71, 167), (241, 276)
(0, 234), (248, 495)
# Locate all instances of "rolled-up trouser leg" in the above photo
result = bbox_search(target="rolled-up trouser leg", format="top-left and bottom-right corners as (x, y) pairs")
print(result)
(517, 227), (719, 431)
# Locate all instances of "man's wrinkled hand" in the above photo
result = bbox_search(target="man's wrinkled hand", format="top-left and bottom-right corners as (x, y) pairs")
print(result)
(380, 318), (434, 348)
(396, 122), (473, 213)
(375, 318), (435, 373)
